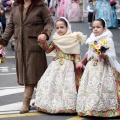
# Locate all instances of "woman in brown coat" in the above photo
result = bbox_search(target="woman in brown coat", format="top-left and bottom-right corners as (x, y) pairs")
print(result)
(0, 0), (54, 113)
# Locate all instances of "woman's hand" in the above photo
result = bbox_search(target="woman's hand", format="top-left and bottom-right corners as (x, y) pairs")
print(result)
(37, 34), (47, 43)
(99, 53), (107, 61)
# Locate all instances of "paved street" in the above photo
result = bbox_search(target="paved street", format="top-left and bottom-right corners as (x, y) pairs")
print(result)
(0, 16), (120, 120)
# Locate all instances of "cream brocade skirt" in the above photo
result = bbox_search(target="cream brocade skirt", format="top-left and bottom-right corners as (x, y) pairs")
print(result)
(77, 59), (118, 113)
(35, 59), (77, 113)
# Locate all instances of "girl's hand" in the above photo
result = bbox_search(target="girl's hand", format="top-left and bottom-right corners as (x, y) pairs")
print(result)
(37, 34), (47, 43)
(76, 62), (85, 70)
(99, 53), (107, 61)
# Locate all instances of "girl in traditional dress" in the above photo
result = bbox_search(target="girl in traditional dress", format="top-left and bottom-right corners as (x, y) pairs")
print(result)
(35, 17), (86, 114)
(76, 18), (120, 117)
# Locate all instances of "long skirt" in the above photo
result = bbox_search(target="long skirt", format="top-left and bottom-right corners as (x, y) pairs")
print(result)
(76, 59), (120, 117)
(95, 0), (118, 28)
(35, 59), (77, 113)
(67, 2), (83, 22)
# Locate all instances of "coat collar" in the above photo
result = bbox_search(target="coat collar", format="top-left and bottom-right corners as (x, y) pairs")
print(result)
(13, 0), (45, 23)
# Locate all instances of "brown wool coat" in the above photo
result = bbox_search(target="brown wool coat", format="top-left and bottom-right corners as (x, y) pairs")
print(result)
(0, 1), (54, 85)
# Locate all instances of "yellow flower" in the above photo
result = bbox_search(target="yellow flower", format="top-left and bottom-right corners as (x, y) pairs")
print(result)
(96, 49), (101, 54)
(101, 39), (108, 44)
(91, 44), (95, 49)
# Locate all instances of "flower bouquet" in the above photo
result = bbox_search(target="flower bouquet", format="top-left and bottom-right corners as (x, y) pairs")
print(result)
(91, 39), (109, 54)
(0, 48), (6, 64)
(91, 39), (109, 65)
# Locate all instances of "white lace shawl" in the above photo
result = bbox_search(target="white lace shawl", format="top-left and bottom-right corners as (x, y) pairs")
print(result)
(86, 29), (120, 73)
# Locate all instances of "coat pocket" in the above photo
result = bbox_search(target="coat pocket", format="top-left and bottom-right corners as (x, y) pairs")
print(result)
(28, 36), (42, 52)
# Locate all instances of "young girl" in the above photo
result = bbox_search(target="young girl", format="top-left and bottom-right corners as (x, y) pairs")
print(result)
(35, 17), (86, 114)
(76, 18), (120, 117)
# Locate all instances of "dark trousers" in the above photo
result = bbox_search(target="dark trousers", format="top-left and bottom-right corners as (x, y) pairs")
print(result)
(88, 12), (94, 22)
(47, 0), (51, 7)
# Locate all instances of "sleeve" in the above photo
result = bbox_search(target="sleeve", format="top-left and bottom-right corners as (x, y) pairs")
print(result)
(39, 41), (55, 53)
(0, 7), (14, 46)
(40, 5), (54, 40)
(74, 54), (81, 64)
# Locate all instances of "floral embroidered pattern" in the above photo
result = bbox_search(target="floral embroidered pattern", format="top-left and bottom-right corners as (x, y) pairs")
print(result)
(76, 59), (120, 117)
(36, 42), (83, 113)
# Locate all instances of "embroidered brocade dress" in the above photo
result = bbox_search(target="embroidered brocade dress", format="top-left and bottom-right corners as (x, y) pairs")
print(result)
(76, 43), (120, 117)
(35, 42), (82, 113)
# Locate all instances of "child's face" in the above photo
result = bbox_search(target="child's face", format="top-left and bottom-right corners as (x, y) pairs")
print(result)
(89, 2), (93, 4)
(56, 21), (68, 36)
(92, 21), (106, 36)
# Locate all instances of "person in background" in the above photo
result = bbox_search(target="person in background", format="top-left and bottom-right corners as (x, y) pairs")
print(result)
(2, 0), (13, 24)
(2, 0), (15, 50)
(110, 0), (118, 28)
(47, 0), (51, 7)
(0, 0), (4, 35)
(57, 0), (65, 18)
(87, 0), (94, 29)
(0, 0), (54, 114)
(95, 0), (118, 28)
(67, 0), (83, 22)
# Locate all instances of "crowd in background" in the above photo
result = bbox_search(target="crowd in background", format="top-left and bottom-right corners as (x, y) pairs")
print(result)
(0, 0), (120, 34)
(45, 0), (84, 22)
(0, 0), (13, 34)
(45, 0), (120, 28)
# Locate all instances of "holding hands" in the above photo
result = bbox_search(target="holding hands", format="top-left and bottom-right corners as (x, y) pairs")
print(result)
(76, 62), (85, 70)
(99, 53), (107, 61)
(37, 34), (47, 43)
